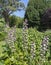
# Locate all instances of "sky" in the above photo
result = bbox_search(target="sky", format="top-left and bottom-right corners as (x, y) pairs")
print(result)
(12, 0), (29, 18)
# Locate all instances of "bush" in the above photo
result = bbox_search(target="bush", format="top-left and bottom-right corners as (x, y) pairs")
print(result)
(16, 17), (23, 28)
(0, 28), (51, 65)
(9, 15), (23, 28)
(0, 32), (6, 41)
(0, 19), (6, 41)
(9, 15), (17, 27)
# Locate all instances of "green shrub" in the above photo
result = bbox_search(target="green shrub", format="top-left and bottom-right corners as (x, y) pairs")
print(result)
(9, 15), (23, 28)
(0, 28), (51, 65)
(0, 32), (6, 41)
(9, 15), (17, 27)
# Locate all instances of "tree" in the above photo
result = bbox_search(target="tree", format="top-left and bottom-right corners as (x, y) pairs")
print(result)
(25, 0), (51, 27)
(0, 0), (25, 27)
(40, 8), (51, 30)
(9, 15), (23, 28)
(0, 0), (25, 54)
(9, 15), (17, 27)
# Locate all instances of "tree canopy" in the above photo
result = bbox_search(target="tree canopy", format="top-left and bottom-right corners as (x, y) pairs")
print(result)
(0, 0), (25, 27)
(25, 0), (51, 27)
(40, 8), (51, 30)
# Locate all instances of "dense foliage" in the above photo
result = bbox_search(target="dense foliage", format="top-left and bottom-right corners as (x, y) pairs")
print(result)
(0, 28), (51, 65)
(0, 0), (24, 27)
(0, 16), (23, 28)
(40, 8), (51, 30)
(25, 0), (51, 28)
(0, 0), (51, 65)
(0, 18), (6, 41)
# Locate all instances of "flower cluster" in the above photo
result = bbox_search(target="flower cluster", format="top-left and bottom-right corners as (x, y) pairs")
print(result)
(40, 36), (49, 61)
(30, 42), (36, 60)
(5, 27), (16, 53)
(22, 19), (28, 51)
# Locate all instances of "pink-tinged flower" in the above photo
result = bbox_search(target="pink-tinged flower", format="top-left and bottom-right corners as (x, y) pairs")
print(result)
(30, 42), (36, 60)
(40, 36), (49, 61)
(5, 27), (16, 53)
(22, 19), (28, 51)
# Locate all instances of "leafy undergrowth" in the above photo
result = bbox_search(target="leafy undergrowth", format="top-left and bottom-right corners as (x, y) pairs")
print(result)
(0, 28), (51, 65)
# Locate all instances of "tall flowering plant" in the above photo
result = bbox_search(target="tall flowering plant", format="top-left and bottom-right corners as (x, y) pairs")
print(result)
(5, 26), (16, 53)
(22, 19), (29, 65)
(40, 36), (49, 61)
(30, 42), (36, 60)
(22, 19), (28, 51)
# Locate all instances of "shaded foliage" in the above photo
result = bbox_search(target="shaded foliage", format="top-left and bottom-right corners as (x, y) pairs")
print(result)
(40, 8), (51, 31)
(25, 0), (51, 30)
(9, 15), (23, 27)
